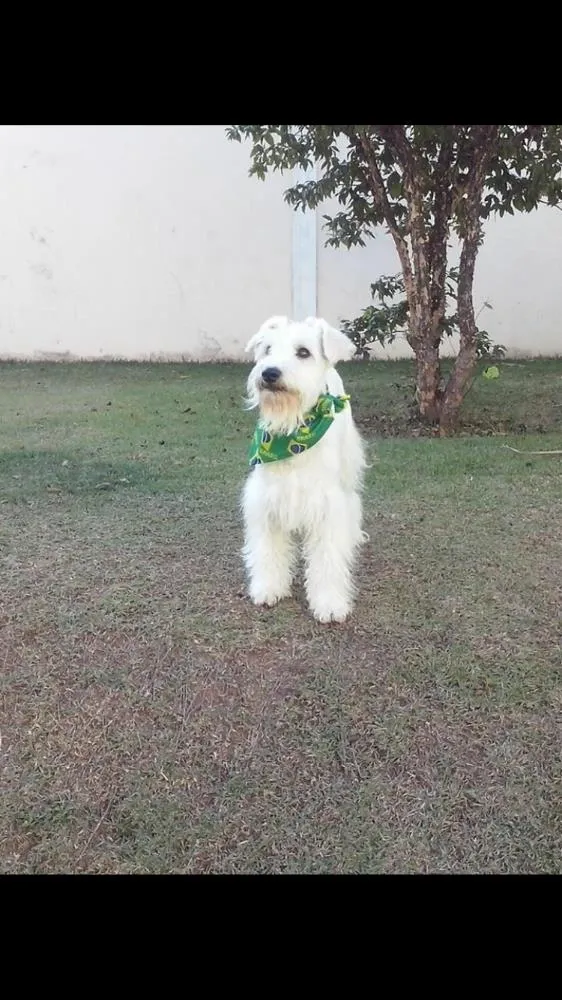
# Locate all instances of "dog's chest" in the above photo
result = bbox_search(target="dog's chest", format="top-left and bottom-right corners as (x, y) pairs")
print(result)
(255, 439), (339, 531)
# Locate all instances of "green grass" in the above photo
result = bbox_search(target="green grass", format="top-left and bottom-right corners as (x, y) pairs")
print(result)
(1, 359), (561, 873)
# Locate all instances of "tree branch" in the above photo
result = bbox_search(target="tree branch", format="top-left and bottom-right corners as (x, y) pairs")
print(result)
(459, 125), (501, 226)
(428, 135), (455, 344)
(348, 130), (417, 322)
(503, 446), (562, 455)
(377, 124), (421, 181)
(440, 126), (501, 429)
(375, 126), (432, 340)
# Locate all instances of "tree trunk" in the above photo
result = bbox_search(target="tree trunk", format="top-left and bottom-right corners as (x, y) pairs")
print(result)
(438, 129), (498, 433)
(439, 224), (482, 433)
(354, 123), (499, 436)
(408, 239), (446, 427)
(439, 344), (476, 434)
(415, 339), (442, 425)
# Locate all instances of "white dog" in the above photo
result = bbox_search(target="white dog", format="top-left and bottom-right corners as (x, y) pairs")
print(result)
(242, 315), (366, 623)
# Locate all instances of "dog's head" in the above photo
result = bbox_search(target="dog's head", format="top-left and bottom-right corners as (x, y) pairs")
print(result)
(245, 316), (355, 433)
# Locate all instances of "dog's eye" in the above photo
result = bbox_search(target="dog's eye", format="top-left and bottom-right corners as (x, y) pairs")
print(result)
(296, 347), (311, 359)
(264, 345), (271, 356)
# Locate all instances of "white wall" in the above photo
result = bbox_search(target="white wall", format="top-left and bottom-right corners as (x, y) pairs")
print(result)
(0, 124), (560, 361)
(0, 125), (292, 361)
(474, 206), (562, 357)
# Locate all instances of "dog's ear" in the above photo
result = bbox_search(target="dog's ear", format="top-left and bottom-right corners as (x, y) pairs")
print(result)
(245, 315), (289, 358)
(306, 317), (356, 364)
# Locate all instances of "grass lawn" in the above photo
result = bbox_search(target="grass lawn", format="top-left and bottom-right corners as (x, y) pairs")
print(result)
(1, 358), (561, 873)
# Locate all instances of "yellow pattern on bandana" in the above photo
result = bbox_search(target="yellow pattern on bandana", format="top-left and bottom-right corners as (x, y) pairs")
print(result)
(249, 393), (350, 467)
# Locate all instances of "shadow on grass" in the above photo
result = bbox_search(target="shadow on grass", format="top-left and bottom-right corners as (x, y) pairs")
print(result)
(0, 449), (173, 501)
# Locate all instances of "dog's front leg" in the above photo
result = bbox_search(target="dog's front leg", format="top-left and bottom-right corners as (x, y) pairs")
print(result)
(243, 518), (295, 607)
(242, 480), (295, 607)
(304, 494), (360, 623)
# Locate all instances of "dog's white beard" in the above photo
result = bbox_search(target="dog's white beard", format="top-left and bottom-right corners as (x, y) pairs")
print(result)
(246, 384), (306, 435)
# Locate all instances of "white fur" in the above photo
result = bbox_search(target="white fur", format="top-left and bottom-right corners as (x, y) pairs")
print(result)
(242, 315), (366, 623)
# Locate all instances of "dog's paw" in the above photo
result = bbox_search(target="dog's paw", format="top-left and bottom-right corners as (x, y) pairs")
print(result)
(311, 602), (351, 624)
(250, 588), (290, 608)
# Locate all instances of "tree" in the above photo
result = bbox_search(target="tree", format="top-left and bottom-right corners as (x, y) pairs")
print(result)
(226, 125), (562, 433)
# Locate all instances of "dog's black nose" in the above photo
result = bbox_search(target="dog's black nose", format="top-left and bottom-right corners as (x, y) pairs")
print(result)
(261, 367), (282, 385)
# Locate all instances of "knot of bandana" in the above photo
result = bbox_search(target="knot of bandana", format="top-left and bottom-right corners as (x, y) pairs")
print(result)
(248, 393), (350, 468)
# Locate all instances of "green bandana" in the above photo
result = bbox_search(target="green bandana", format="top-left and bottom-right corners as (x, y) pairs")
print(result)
(249, 392), (350, 467)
